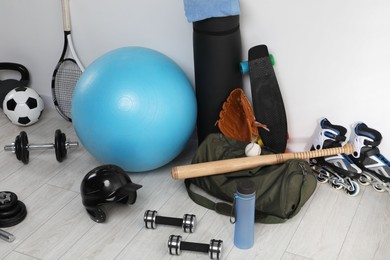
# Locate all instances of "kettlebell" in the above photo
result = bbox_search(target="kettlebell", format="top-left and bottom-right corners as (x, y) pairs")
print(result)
(0, 62), (30, 109)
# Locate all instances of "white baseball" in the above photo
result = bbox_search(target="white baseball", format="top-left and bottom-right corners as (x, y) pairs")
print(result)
(244, 143), (262, 157)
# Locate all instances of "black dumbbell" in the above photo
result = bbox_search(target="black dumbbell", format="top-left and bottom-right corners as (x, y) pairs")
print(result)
(4, 129), (78, 164)
(144, 210), (196, 233)
(168, 235), (223, 259)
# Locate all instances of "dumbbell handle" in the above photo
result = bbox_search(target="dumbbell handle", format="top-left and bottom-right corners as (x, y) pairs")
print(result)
(4, 141), (78, 152)
(180, 241), (210, 253)
(155, 216), (183, 227)
(0, 229), (15, 242)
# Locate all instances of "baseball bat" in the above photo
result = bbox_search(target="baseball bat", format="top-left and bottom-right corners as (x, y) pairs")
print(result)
(171, 143), (354, 180)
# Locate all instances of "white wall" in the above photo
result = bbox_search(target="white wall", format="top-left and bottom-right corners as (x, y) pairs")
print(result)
(1, 0), (390, 154)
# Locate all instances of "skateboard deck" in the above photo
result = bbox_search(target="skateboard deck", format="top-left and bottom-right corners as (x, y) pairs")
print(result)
(247, 45), (288, 153)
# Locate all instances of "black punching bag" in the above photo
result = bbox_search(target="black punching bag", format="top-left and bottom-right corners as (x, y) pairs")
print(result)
(192, 15), (243, 144)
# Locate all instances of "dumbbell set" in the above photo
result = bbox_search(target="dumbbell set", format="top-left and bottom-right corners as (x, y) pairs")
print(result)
(144, 210), (223, 259)
(3, 129), (78, 164)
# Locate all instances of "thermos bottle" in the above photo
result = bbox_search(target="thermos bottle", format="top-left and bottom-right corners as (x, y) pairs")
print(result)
(192, 15), (243, 144)
(233, 179), (256, 249)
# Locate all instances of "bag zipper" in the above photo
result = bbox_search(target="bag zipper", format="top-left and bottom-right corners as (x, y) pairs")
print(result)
(299, 161), (308, 178)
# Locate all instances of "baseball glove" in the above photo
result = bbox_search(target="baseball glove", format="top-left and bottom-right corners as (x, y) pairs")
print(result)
(217, 88), (268, 144)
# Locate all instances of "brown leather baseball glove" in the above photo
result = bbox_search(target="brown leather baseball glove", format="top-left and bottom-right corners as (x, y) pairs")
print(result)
(217, 88), (268, 144)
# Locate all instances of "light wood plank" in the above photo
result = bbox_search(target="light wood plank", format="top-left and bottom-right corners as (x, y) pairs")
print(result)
(15, 195), (95, 259)
(47, 150), (101, 193)
(2, 251), (39, 260)
(337, 188), (390, 260)
(282, 252), (313, 260)
(286, 184), (363, 260)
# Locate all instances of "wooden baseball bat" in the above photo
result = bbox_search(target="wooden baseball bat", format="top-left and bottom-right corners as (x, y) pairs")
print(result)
(171, 143), (354, 180)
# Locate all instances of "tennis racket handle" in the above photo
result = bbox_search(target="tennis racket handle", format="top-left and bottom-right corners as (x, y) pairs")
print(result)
(61, 0), (71, 31)
(171, 144), (354, 180)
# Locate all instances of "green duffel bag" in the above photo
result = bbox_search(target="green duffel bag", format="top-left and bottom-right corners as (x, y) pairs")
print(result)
(185, 133), (317, 224)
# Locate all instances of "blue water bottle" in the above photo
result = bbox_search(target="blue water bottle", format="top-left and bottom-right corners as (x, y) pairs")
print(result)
(232, 179), (256, 249)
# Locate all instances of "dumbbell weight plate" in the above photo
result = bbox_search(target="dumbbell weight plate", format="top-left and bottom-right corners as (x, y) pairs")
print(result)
(54, 130), (67, 162)
(6, 131), (28, 164)
(168, 235), (182, 255)
(0, 201), (23, 218)
(183, 214), (196, 233)
(0, 201), (27, 228)
(19, 131), (29, 164)
(144, 210), (157, 229)
(0, 191), (18, 212)
(14, 135), (22, 161)
(209, 239), (223, 260)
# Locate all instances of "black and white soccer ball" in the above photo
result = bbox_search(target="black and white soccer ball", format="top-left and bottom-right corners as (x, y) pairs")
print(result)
(3, 87), (44, 126)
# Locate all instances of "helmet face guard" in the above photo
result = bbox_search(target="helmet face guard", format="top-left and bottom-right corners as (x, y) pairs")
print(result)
(81, 165), (142, 223)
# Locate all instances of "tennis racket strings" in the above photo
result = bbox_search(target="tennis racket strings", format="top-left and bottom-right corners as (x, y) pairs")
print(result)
(53, 59), (82, 119)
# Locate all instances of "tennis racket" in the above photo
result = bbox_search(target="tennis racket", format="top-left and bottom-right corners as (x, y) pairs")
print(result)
(52, 0), (84, 121)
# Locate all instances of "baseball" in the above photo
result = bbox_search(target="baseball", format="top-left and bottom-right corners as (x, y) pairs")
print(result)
(244, 142), (262, 157)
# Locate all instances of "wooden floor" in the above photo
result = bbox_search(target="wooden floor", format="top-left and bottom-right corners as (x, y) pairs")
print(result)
(1, 109), (389, 260)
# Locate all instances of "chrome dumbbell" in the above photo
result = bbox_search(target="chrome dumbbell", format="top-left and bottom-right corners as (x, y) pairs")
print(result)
(4, 129), (78, 164)
(168, 235), (223, 259)
(143, 210), (196, 233)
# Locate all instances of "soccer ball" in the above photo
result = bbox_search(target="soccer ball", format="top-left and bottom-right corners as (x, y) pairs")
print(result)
(3, 87), (44, 126)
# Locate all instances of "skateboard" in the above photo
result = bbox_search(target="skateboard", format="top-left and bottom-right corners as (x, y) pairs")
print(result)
(243, 45), (288, 153)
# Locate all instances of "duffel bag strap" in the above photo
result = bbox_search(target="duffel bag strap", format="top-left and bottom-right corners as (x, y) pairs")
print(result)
(184, 179), (233, 216)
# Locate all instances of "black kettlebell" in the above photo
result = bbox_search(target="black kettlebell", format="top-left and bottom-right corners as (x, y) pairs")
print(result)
(0, 62), (30, 109)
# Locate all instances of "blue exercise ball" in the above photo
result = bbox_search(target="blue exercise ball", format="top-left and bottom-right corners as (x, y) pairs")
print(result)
(72, 47), (197, 172)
